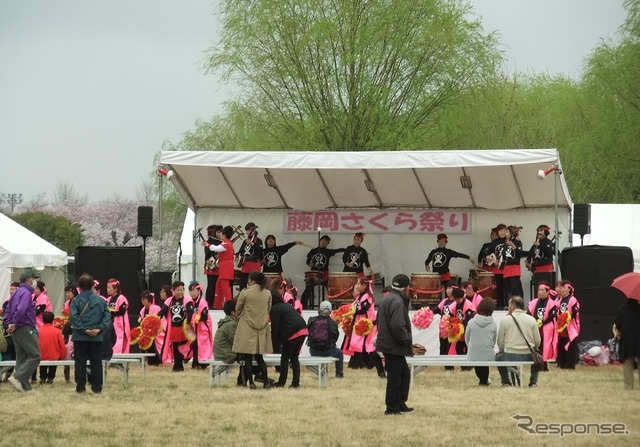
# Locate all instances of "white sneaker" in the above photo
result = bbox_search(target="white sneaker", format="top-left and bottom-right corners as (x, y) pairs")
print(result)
(8, 376), (25, 393)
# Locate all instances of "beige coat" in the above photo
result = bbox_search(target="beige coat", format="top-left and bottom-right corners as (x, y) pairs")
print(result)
(232, 284), (273, 354)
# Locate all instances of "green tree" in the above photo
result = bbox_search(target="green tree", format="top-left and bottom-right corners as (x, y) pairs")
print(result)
(207, 0), (502, 151)
(572, 0), (640, 202)
(12, 211), (84, 255)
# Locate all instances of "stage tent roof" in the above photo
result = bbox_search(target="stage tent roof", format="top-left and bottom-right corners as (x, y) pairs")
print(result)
(159, 149), (572, 211)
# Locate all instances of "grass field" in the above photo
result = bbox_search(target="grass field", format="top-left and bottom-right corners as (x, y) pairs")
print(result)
(0, 362), (638, 447)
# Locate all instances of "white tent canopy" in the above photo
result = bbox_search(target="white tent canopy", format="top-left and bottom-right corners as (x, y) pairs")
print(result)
(165, 150), (573, 298)
(0, 213), (68, 312)
(160, 149), (571, 211)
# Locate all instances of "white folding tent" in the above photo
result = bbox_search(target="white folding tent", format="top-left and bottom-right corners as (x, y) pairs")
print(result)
(163, 149), (572, 291)
(0, 213), (68, 312)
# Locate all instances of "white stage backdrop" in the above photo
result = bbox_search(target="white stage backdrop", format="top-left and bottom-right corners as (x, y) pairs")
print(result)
(179, 208), (570, 300)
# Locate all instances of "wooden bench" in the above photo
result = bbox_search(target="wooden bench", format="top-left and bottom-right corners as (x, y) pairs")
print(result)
(406, 355), (535, 389)
(112, 353), (157, 380)
(0, 358), (139, 385)
(201, 355), (335, 389)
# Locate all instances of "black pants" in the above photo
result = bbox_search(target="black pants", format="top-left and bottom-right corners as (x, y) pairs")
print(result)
(39, 365), (57, 383)
(278, 336), (305, 386)
(383, 353), (410, 412)
(504, 275), (524, 300)
(74, 340), (103, 393)
(173, 341), (186, 371)
(474, 366), (489, 385)
(239, 273), (249, 292)
(495, 274), (506, 309)
(557, 337), (579, 369)
(205, 274), (218, 309)
(439, 337), (453, 370)
(242, 354), (268, 386)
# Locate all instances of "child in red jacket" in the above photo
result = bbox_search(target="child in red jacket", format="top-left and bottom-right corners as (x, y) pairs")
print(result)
(38, 311), (67, 384)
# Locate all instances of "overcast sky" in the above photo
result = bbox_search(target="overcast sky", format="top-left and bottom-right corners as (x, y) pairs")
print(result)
(0, 0), (628, 204)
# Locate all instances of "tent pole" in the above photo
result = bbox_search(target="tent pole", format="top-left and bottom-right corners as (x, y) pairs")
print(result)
(554, 168), (560, 279)
(192, 209), (197, 281)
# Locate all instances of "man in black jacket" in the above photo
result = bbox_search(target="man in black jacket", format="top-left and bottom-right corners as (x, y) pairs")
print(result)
(306, 301), (344, 378)
(376, 274), (413, 415)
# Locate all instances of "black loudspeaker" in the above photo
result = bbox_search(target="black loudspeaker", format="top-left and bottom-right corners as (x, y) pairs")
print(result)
(75, 246), (145, 331)
(559, 245), (633, 342)
(137, 206), (153, 238)
(149, 271), (174, 302)
(573, 203), (591, 236)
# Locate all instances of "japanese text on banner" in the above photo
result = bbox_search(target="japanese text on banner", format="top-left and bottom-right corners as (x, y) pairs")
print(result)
(284, 210), (471, 234)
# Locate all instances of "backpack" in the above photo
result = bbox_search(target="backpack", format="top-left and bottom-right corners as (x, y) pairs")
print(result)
(308, 318), (330, 350)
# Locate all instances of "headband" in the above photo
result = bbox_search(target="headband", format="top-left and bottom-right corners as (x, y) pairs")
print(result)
(108, 280), (120, 286)
(538, 284), (551, 290)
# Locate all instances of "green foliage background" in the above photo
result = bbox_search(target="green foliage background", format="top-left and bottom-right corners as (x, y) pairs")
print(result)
(166, 0), (640, 204)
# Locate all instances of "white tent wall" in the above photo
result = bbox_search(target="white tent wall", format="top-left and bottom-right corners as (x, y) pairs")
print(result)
(180, 208), (570, 294)
(3, 267), (67, 314)
(0, 213), (68, 312)
(571, 203), (640, 272)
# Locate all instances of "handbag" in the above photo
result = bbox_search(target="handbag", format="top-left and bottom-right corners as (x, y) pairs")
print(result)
(510, 314), (545, 367)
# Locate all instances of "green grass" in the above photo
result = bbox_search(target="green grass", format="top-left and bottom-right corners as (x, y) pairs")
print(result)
(0, 363), (638, 446)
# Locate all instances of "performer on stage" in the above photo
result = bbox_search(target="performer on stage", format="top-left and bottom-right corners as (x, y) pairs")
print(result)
(301, 235), (346, 309)
(556, 280), (580, 369)
(342, 277), (386, 378)
(236, 222), (264, 291)
(526, 224), (556, 291)
(502, 226), (527, 300)
(342, 232), (373, 277)
(188, 282), (213, 369)
(138, 291), (163, 366)
(527, 283), (558, 371)
(477, 228), (498, 271)
(425, 233), (475, 284)
(159, 281), (194, 371)
(262, 235), (303, 276)
(202, 224), (223, 309)
(106, 278), (130, 354)
(206, 226), (235, 310)
(486, 224), (507, 309)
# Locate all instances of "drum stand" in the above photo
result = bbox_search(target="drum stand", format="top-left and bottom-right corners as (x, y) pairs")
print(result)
(313, 281), (326, 310)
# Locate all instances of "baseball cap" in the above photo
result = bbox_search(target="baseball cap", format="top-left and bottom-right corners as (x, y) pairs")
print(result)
(245, 222), (258, 231)
(19, 268), (41, 282)
(319, 301), (332, 316)
(392, 274), (410, 288)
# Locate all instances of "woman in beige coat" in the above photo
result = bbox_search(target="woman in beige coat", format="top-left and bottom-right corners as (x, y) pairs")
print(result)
(232, 271), (273, 388)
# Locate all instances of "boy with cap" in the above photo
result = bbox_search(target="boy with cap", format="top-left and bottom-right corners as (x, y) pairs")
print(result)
(3, 268), (42, 393)
(306, 301), (344, 378)
(376, 274), (413, 415)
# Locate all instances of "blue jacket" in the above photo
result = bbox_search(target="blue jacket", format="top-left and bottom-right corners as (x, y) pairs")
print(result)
(70, 290), (112, 342)
(3, 283), (36, 329)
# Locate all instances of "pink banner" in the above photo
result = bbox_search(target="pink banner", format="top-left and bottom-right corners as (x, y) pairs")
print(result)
(284, 210), (471, 234)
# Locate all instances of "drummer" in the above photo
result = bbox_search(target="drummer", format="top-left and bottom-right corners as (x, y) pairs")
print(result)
(342, 232), (373, 278)
(301, 235), (346, 309)
(262, 235), (304, 277)
(477, 228), (498, 271)
(424, 233), (476, 284)
(236, 222), (264, 291)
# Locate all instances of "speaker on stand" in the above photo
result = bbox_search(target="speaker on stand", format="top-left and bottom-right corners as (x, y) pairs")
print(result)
(137, 206), (153, 287)
(573, 204), (591, 246)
